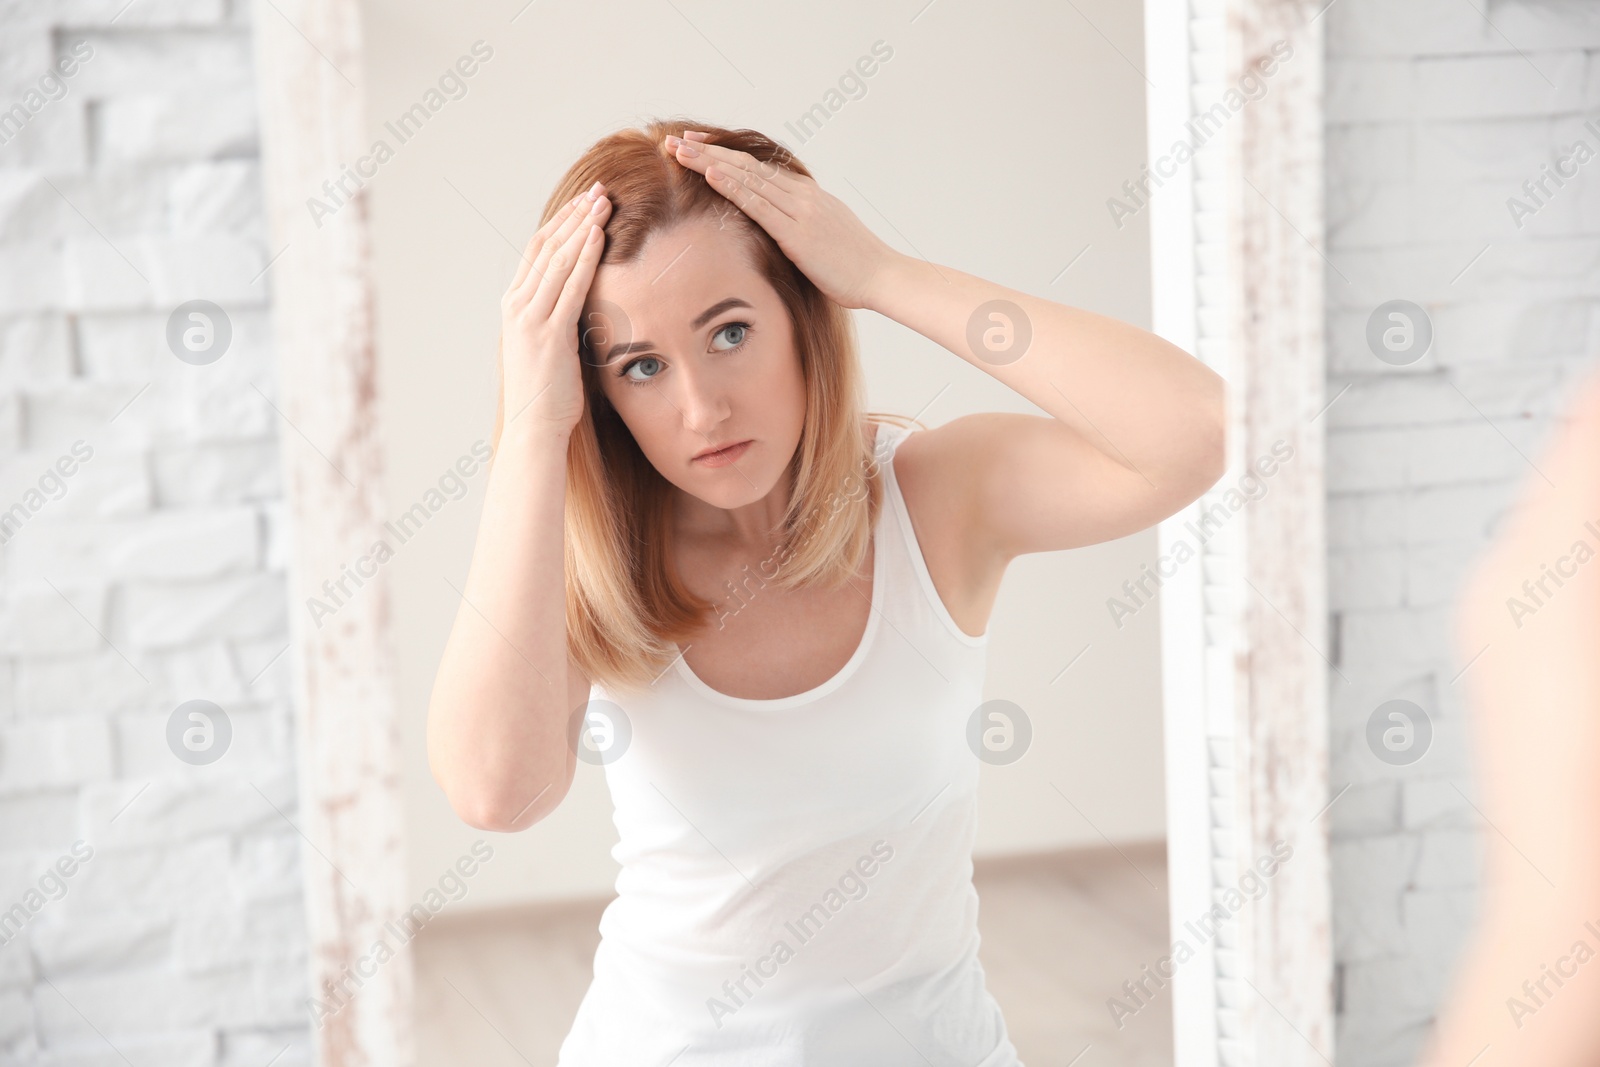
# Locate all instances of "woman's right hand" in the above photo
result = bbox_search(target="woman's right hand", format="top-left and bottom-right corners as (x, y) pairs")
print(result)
(499, 181), (613, 436)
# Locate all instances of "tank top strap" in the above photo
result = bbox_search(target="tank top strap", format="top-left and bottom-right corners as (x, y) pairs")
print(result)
(872, 420), (990, 650)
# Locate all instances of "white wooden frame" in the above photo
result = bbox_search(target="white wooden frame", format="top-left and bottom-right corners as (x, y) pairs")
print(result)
(252, 0), (415, 1063)
(1147, 0), (1333, 1064)
(253, 0), (1332, 1061)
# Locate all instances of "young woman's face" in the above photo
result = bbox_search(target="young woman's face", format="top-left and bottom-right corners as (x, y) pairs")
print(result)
(586, 213), (807, 511)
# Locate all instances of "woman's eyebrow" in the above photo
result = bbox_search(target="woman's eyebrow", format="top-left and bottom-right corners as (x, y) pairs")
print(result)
(601, 297), (754, 363)
(689, 296), (753, 330)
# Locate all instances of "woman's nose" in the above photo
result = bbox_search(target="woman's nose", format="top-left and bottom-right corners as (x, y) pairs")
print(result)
(674, 362), (731, 432)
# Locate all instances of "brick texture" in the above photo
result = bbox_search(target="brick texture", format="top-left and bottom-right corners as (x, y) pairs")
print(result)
(0, 1), (308, 1063)
(1326, 1), (1600, 1063)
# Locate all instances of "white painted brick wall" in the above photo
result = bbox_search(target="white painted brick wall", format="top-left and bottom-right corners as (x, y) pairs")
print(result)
(0, 2), (308, 1064)
(1326, 1), (1600, 1062)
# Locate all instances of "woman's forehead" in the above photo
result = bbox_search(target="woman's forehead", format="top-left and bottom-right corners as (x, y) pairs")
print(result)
(590, 225), (769, 321)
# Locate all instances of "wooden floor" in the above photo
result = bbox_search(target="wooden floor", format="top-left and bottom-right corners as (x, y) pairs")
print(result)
(414, 841), (1175, 1066)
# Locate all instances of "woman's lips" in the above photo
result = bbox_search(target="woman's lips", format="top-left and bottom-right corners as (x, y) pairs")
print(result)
(692, 440), (752, 467)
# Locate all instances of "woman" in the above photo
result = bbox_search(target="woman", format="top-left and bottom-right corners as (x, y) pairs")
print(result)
(1419, 363), (1600, 1067)
(426, 118), (1225, 1065)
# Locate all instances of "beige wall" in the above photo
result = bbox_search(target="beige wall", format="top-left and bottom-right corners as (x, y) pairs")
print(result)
(361, 0), (1162, 909)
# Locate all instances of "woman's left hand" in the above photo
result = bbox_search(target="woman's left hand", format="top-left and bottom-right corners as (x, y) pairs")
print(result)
(665, 130), (902, 311)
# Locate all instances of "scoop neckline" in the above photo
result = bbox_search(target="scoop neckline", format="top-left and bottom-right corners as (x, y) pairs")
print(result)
(672, 423), (895, 712)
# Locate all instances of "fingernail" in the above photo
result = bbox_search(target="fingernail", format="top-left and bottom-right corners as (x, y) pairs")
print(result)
(586, 180), (603, 200)
(665, 135), (682, 148)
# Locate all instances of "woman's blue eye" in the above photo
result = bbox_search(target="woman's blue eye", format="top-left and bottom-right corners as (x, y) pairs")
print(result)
(616, 321), (753, 387)
(621, 357), (662, 384)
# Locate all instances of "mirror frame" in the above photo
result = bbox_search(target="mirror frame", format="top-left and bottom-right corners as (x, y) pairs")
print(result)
(1147, 0), (1335, 1063)
(253, 0), (416, 1061)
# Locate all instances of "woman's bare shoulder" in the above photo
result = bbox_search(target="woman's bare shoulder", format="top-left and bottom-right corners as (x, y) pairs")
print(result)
(883, 418), (1008, 639)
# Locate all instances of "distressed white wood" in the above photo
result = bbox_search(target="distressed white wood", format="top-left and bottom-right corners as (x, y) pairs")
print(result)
(1230, 2), (1333, 1063)
(1147, 0), (1332, 1063)
(249, 3), (415, 1064)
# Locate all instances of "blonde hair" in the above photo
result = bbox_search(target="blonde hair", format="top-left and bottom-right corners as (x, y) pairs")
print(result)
(488, 117), (919, 694)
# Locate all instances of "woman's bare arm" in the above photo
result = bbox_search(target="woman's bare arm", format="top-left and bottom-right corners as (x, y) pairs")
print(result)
(426, 183), (612, 832)
(660, 132), (1226, 562)
(1419, 364), (1600, 1067)
(426, 421), (590, 832)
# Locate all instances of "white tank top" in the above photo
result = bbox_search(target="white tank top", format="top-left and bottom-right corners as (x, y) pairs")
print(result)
(557, 421), (1025, 1067)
